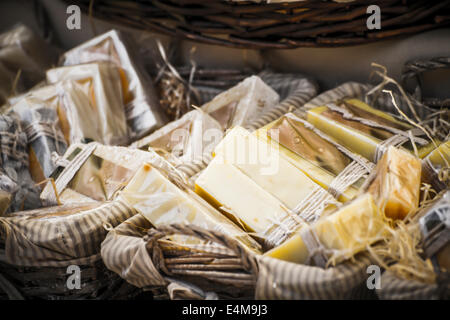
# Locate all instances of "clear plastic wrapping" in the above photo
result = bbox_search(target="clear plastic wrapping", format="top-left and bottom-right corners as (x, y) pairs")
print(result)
(307, 99), (434, 162)
(40, 143), (164, 206)
(46, 62), (129, 146)
(0, 24), (58, 105)
(60, 30), (167, 139)
(11, 96), (67, 183)
(201, 75), (279, 130)
(131, 109), (223, 165)
(0, 114), (41, 213)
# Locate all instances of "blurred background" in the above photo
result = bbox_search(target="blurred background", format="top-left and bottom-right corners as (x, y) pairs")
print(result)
(1, 0), (449, 98)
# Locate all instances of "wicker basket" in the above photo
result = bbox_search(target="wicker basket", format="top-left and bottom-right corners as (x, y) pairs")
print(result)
(69, 0), (450, 49)
(100, 70), (447, 300)
(0, 201), (141, 300)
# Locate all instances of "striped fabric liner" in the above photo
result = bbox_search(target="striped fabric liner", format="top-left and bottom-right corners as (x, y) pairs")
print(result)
(0, 199), (136, 268)
(255, 254), (373, 300)
(376, 271), (442, 300)
(101, 213), (168, 288)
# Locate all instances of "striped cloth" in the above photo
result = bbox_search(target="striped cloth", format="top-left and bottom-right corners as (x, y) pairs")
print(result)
(255, 254), (374, 300)
(0, 199), (136, 268)
(376, 271), (447, 300)
(101, 213), (168, 289)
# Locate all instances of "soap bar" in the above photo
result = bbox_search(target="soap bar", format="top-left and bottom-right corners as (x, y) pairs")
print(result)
(40, 143), (155, 205)
(120, 163), (261, 254)
(195, 153), (292, 235)
(12, 96), (67, 182)
(422, 140), (449, 191)
(368, 146), (422, 220)
(20, 81), (106, 145)
(201, 75), (279, 129)
(255, 120), (359, 202)
(266, 193), (385, 265)
(306, 99), (434, 162)
(46, 62), (128, 145)
(213, 126), (334, 212)
(131, 109), (223, 164)
(60, 30), (167, 139)
(268, 114), (352, 176)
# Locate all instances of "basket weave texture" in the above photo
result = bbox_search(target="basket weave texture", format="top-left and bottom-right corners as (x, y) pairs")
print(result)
(71, 0), (450, 49)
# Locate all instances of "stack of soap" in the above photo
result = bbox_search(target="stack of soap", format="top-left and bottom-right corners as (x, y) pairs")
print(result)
(60, 30), (167, 139)
(306, 99), (435, 162)
(195, 126), (338, 245)
(120, 163), (262, 254)
(201, 76), (279, 130)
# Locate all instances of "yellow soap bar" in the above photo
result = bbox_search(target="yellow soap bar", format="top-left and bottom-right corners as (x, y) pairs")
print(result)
(425, 140), (450, 168)
(307, 99), (434, 162)
(120, 163), (261, 254)
(255, 121), (359, 202)
(265, 193), (385, 265)
(195, 154), (290, 235)
(368, 146), (422, 220)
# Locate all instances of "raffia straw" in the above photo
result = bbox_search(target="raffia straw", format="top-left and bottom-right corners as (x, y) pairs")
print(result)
(368, 63), (421, 123)
(383, 89), (449, 170)
(368, 220), (436, 284)
(11, 69), (22, 97)
(88, 0), (98, 37)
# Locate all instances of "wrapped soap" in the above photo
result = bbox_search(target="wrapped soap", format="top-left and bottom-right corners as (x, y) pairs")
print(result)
(119, 162), (262, 254)
(201, 75), (279, 129)
(419, 191), (450, 273)
(265, 193), (386, 266)
(422, 140), (449, 192)
(0, 114), (41, 212)
(60, 30), (167, 139)
(46, 62), (128, 145)
(213, 126), (338, 213)
(11, 96), (67, 183)
(13, 80), (110, 146)
(0, 24), (58, 105)
(255, 115), (361, 202)
(306, 99), (435, 162)
(367, 146), (422, 220)
(131, 109), (223, 165)
(40, 143), (156, 206)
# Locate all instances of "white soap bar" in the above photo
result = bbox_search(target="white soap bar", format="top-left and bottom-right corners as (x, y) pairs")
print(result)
(214, 126), (325, 211)
(195, 154), (290, 234)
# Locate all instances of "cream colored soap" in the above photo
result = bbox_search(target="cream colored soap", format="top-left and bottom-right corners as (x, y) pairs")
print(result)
(120, 163), (262, 253)
(214, 126), (328, 211)
(265, 193), (385, 265)
(195, 154), (290, 234)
